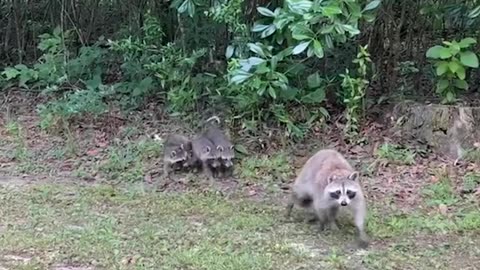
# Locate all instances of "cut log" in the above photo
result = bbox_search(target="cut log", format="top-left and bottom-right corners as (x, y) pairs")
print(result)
(389, 100), (480, 159)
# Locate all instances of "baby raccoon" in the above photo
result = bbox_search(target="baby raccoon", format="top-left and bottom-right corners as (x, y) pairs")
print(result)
(203, 116), (235, 176)
(189, 134), (219, 179)
(285, 149), (369, 249)
(163, 134), (192, 177)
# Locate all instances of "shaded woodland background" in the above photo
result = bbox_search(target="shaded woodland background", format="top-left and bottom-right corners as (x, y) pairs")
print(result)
(1, 0), (480, 141)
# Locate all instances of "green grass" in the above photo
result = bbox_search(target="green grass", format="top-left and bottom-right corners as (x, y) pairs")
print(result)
(375, 143), (416, 165)
(0, 180), (479, 270)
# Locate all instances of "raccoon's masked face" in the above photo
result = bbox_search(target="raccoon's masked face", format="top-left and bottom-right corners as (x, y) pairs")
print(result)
(325, 171), (360, 207)
(167, 143), (190, 164)
(216, 145), (234, 167)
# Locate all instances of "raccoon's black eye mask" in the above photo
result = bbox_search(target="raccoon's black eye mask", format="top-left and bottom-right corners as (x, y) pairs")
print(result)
(329, 190), (341, 199)
(346, 190), (356, 199)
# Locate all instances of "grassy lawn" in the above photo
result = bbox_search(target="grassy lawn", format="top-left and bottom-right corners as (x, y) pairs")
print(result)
(0, 179), (479, 270)
(0, 113), (479, 269)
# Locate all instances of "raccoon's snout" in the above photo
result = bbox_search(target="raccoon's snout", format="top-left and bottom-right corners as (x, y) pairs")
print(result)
(224, 159), (233, 167)
(211, 159), (221, 168)
(340, 200), (348, 206)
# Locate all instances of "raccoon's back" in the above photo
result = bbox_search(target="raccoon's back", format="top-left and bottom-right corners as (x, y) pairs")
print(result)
(294, 149), (353, 189)
(165, 134), (189, 147)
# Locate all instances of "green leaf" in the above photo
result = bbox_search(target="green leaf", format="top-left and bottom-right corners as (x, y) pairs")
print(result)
(231, 71), (253, 84)
(448, 61), (461, 73)
(1, 67), (21, 80)
(225, 45), (235, 59)
(324, 35), (334, 49)
(446, 91), (455, 103)
(267, 86), (277, 99)
(460, 51), (479, 68)
(291, 24), (313, 40)
(319, 107), (330, 118)
(287, 0), (313, 14)
(363, 13), (376, 22)
(247, 43), (266, 57)
(363, 0), (381, 11)
(261, 25), (276, 38)
(234, 144), (249, 155)
(271, 55), (279, 71)
(247, 57), (266, 66)
(307, 46), (314, 58)
(459, 37), (477, 48)
(320, 25), (335, 34)
(468, 6), (480, 18)
(438, 47), (453, 59)
(313, 40), (324, 58)
(280, 87), (299, 100)
(292, 41), (311, 55)
(301, 87), (326, 103)
(436, 62), (449, 76)
(342, 24), (360, 35)
(307, 72), (322, 89)
(437, 79), (449, 91)
(426, 45), (444, 59)
(257, 7), (275, 17)
(187, 0), (195, 18)
(257, 84), (267, 96)
(177, 0), (188, 12)
(134, 77), (153, 96)
(251, 24), (270, 32)
(454, 79), (468, 90)
(321, 5), (342, 16)
(455, 65), (466, 80)
(255, 64), (270, 74)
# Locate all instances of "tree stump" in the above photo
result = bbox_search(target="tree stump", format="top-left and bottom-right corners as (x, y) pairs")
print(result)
(389, 100), (480, 159)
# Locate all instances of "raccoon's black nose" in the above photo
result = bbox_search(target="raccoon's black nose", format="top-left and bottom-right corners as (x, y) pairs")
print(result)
(340, 201), (347, 206)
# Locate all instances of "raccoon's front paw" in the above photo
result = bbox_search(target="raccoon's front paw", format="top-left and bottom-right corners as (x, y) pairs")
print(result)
(329, 222), (339, 231)
(318, 222), (328, 232)
(355, 238), (369, 249)
(306, 215), (318, 224)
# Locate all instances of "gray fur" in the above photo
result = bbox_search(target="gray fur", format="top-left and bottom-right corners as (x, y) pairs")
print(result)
(203, 116), (235, 177)
(285, 149), (369, 249)
(190, 134), (218, 179)
(163, 134), (192, 177)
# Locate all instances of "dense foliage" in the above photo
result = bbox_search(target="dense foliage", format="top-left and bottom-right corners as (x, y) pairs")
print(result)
(1, 0), (480, 140)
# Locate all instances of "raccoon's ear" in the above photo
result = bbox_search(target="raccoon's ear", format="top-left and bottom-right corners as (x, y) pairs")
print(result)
(327, 175), (337, 183)
(205, 146), (211, 153)
(170, 151), (177, 158)
(348, 171), (359, 181)
(217, 145), (224, 152)
(180, 143), (185, 150)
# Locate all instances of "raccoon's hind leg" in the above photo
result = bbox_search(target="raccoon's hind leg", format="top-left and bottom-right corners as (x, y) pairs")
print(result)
(285, 192), (313, 219)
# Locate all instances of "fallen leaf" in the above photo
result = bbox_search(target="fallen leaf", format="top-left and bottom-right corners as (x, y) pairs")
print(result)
(438, 204), (448, 215)
(86, 149), (99, 156)
(97, 142), (108, 148)
(144, 174), (153, 184)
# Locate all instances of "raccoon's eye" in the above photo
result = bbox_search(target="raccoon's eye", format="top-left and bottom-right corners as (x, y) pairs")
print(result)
(346, 190), (356, 199)
(329, 191), (340, 199)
